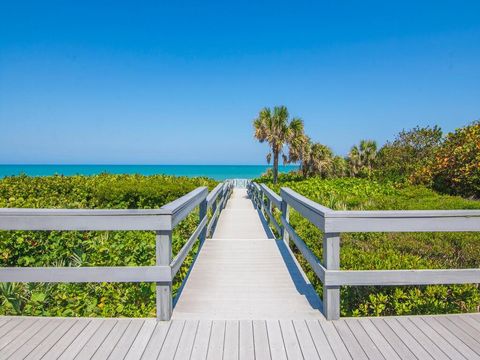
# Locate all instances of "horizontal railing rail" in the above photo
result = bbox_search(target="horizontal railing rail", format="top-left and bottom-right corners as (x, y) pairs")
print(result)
(250, 182), (480, 320)
(0, 181), (233, 321)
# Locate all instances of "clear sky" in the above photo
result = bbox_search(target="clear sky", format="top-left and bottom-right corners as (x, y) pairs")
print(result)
(1, 1), (479, 164)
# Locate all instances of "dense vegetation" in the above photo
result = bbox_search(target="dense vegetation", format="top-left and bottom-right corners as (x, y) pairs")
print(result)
(0, 174), (217, 317)
(259, 176), (480, 316)
(253, 106), (479, 199)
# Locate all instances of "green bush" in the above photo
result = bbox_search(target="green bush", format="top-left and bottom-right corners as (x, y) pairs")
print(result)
(262, 177), (480, 316)
(0, 174), (217, 317)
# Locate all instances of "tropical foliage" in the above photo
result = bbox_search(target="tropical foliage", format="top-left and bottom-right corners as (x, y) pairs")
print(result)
(259, 177), (480, 316)
(413, 121), (480, 198)
(0, 174), (217, 317)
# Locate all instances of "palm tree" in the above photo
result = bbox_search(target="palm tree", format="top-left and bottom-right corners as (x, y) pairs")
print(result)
(253, 106), (304, 183)
(348, 140), (377, 177)
(359, 140), (377, 176)
(348, 145), (362, 177)
(308, 143), (334, 178)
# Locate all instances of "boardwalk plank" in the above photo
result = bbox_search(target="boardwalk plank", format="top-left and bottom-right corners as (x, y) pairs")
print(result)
(173, 320), (199, 360)
(319, 320), (352, 360)
(22, 318), (76, 360)
(91, 319), (130, 359)
(141, 321), (171, 359)
(266, 320), (287, 360)
(109, 319), (145, 359)
(158, 320), (185, 359)
(58, 319), (103, 360)
(0, 318), (38, 350)
(383, 317), (434, 360)
(40, 319), (91, 360)
(369, 318), (416, 360)
(223, 320), (239, 360)
(333, 320), (368, 360)
(0, 318), (50, 358)
(239, 320), (254, 360)
(293, 320), (320, 360)
(124, 320), (157, 360)
(356, 319), (400, 360)
(394, 317), (450, 360)
(305, 320), (335, 360)
(207, 320), (226, 360)
(435, 316), (480, 356)
(345, 319), (384, 360)
(253, 320), (271, 360)
(280, 320), (303, 359)
(417, 316), (478, 359)
(72, 319), (117, 359)
(190, 320), (212, 360)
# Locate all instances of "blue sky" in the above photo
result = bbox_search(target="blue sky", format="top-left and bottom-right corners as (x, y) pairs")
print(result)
(1, 0), (479, 164)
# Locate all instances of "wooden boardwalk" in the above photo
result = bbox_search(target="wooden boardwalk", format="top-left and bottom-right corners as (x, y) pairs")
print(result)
(1, 188), (480, 359)
(173, 188), (323, 320)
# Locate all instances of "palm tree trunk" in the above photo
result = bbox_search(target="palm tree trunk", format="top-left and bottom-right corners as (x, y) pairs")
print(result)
(273, 150), (279, 184)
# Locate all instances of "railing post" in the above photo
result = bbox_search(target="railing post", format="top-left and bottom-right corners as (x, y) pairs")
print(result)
(199, 197), (208, 243)
(281, 199), (290, 245)
(323, 232), (340, 320)
(156, 229), (172, 321)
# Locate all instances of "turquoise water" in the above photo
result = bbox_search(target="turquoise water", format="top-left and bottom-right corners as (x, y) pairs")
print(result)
(0, 165), (298, 181)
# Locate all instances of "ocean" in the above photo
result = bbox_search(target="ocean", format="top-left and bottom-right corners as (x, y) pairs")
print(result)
(0, 165), (298, 181)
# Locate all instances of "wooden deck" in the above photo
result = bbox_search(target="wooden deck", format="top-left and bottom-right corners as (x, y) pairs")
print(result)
(2, 314), (480, 359)
(2, 187), (480, 359)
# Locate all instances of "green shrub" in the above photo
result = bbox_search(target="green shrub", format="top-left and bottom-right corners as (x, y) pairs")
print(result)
(0, 174), (217, 317)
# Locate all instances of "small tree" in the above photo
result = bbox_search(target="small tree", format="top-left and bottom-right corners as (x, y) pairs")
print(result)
(253, 106), (304, 183)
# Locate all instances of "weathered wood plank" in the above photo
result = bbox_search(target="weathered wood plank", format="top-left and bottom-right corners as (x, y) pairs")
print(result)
(253, 320), (271, 360)
(207, 320), (226, 360)
(293, 320), (320, 360)
(174, 320), (199, 360)
(123, 320), (157, 360)
(21, 319), (76, 360)
(305, 320), (336, 360)
(190, 320), (212, 360)
(369, 318), (416, 360)
(108, 319), (145, 359)
(434, 316), (480, 356)
(382, 318), (434, 360)
(280, 320), (303, 359)
(333, 320), (368, 360)
(356, 319), (400, 360)
(158, 320), (185, 359)
(266, 320), (287, 360)
(0, 318), (51, 358)
(72, 319), (117, 359)
(239, 321), (254, 360)
(319, 321), (352, 360)
(344, 319), (384, 360)
(0, 265), (171, 283)
(415, 317), (478, 359)
(325, 268), (480, 286)
(90, 319), (130, 359)
(223, 320), (239, 360)
(39, 319), (90, 360)
(58, 319), (104, 360)
(141, 321), (171, 359)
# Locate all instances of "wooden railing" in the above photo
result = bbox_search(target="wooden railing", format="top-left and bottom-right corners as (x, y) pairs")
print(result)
(249, 182), (480, 320)
(0, 181), (233, 321)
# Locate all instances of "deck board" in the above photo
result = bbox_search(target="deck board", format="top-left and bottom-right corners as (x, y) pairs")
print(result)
(0, 315), (478, 359)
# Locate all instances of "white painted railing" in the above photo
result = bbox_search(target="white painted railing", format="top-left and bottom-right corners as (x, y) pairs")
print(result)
(249, 182), (480, 320)
(0, 181), (233, 321)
